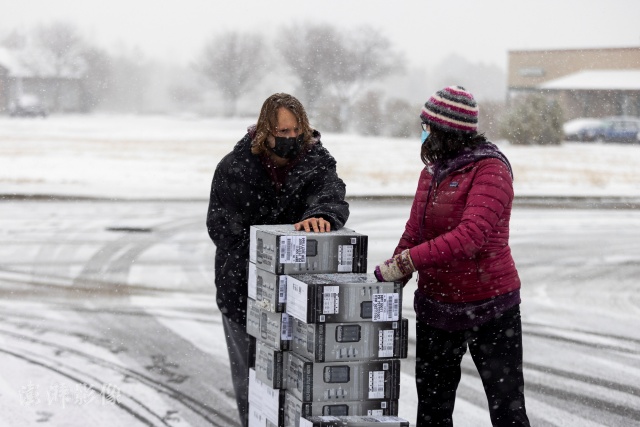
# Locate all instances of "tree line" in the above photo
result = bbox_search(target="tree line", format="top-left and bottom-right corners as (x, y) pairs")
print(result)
(2, 21), (563, 143)
(1, 22), (417, 134)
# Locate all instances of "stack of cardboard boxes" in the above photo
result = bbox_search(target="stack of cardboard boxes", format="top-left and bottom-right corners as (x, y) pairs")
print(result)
(245, 225), (409, 427)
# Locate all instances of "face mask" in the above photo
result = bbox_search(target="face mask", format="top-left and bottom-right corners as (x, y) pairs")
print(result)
(271, 134), (303, 159)
(421, 130), (430, 144)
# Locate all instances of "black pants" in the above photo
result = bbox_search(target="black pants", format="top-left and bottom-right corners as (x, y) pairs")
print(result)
(415, 305), (530, 427)
(222, 315), (254, 427)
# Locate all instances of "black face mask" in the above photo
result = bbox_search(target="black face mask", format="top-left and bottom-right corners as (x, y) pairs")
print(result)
(271, 134), (304, 159)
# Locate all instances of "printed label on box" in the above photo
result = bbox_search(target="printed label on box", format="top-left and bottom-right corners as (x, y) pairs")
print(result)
(286, 276), (309, 322)
(281, 313), (292, 341)
(368, 371), (386, 399)
(337, 245), (354, 272)
(322, 286), (340, 314)
(372, 293), (400, 322)
(279, 236), (307, 263)
(278, 276), (287, 303)
(378, 330), (395, 358)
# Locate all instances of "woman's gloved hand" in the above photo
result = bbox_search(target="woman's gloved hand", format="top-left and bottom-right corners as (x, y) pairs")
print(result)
(374, 249), (416, 282)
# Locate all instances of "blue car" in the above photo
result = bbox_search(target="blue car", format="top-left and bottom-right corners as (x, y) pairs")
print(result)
(592, 116), (640, 143)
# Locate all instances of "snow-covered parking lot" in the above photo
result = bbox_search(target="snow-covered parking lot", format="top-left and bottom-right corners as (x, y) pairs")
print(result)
(1, 115), (640, 426)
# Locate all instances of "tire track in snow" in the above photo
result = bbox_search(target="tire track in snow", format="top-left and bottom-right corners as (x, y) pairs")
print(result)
(0, 327), (238, 427)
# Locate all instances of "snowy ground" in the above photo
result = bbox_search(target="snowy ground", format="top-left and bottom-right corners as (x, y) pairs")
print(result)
(1, 114), (640, 427)
(1, 114), (640, 200)
(2, 199), (639, 427)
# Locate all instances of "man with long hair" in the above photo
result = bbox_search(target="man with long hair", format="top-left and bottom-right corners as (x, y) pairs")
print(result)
(206, 93), (349, 426)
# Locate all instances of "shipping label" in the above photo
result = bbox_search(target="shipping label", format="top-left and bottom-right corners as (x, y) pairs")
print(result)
(279, 236), (306, 264)
(371, 293), (400, 322)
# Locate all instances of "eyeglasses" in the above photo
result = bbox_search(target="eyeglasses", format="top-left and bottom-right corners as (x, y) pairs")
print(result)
(421, 122), (429, 132)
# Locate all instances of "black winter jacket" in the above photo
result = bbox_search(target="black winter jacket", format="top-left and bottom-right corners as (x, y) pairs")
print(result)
(206, 127), (350, 325)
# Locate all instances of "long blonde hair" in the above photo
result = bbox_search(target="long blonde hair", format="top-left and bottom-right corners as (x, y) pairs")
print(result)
(251, 93), (313, 156)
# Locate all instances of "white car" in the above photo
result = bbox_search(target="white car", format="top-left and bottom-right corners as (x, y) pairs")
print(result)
(562, 118), (603, 142)
(9, 94), (48, 118)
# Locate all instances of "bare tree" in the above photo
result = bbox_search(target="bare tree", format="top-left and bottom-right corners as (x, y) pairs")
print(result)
(276, 24), (342, 113)
(384, 97), (419, 138)
(195, 31), (268, 116)
(278, 24), (404, 131)
(78, 46), (112, 112)
(352, 90), (385, 136)
(34, 22), (86, 112)
(432, 53), (506, 102)
(331, 27), (402, 95)
(0, 29), (27, 50)
(326, 26), (404, 129)
(169, 82), (203, 111)
(98, 46), (151, 113)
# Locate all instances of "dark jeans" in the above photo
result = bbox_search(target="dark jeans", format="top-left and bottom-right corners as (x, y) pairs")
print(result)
(415, 305), (530, 427)
(222, 315), (254, 427)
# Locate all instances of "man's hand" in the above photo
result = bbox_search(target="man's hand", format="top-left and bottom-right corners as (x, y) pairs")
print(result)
(294, 217), (331, 233)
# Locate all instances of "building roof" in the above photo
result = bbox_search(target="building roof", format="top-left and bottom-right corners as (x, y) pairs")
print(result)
(509, 46), (640, 55)
(539, 70), (640, 91)
(0, 46), (84, 79)
(0, 47), (29, 76)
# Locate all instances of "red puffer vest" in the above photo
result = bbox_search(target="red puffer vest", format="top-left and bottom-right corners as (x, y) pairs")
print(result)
(396, 157), (520, 303)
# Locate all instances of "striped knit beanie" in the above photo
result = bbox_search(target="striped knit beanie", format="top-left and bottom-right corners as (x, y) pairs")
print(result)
(420, 85), (478, 133)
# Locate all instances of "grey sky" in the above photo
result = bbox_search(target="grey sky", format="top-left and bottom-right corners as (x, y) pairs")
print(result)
(2, 0), (639, 70)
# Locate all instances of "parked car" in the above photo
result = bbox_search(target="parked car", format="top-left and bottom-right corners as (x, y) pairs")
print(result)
(563, 118), (604, 141)
(9, 94), (48, 118)
(592, 116), (640, 143)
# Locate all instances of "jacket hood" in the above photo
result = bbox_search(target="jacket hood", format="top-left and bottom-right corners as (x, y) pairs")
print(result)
(431, 141), (513, 184)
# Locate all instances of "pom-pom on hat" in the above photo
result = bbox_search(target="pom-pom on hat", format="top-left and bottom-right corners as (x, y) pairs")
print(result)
(420, 85), (478, 133)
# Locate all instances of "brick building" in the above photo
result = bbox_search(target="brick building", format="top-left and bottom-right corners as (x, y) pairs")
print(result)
(507, 47), (640, 120)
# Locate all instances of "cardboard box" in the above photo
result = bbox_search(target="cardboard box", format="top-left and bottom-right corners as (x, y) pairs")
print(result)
(250, 225), (367, 275)
(299, 416), (409, 427)
(291, 318), (408, 362)
(248, 368), (285, 427)
(284, 352), (401, 403)
(248, 404), (281, 427)
(286, 274), (402, 324)
(284, 391), (398, 427)
(248, 262), (287, 313)
(248, 403), (277, 427)
(246, 298), (292, 350)
(254, 340), (285, 389)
